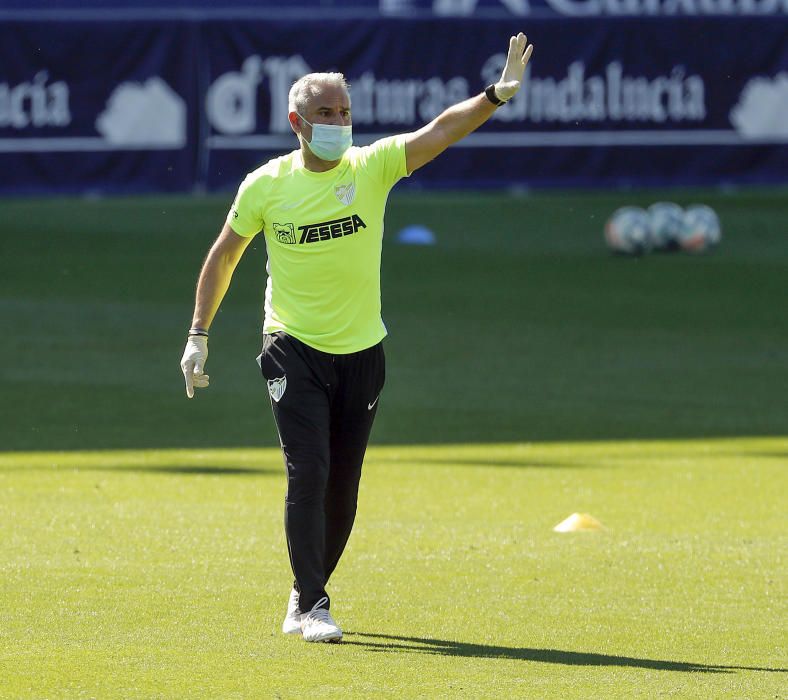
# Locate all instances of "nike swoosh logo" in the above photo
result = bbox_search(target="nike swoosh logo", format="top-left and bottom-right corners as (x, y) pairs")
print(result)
(281, 198), (306, 210)
(368, 396), (380, 411)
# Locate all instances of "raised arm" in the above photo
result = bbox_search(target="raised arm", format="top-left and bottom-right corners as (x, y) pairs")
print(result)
(180, 223), (254, 398)
(404, 32), (533, 173)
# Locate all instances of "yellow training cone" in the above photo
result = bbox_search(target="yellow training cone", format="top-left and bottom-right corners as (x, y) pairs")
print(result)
(553, 513), (605, 532)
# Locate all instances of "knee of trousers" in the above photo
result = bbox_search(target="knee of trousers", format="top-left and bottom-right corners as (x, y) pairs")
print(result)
(285, 489), (326, 508)
(325, 479), (361, 510)
(283, 445), (330, 506)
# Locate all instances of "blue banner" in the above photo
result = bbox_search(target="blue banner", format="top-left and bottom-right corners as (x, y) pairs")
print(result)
(0, 14), (786, 194)
(3, 0), (787, 19)
(202, 17), (788, 189)
(0, 20), (198, 195)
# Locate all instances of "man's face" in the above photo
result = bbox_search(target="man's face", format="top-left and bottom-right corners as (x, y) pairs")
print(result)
(291, 84), (351, 142)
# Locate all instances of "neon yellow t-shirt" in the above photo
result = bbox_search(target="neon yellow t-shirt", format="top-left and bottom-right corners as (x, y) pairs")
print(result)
(227, 135), (409, 354)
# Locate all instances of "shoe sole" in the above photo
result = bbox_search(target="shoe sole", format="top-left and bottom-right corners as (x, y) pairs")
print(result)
(303, 632), (343, 643)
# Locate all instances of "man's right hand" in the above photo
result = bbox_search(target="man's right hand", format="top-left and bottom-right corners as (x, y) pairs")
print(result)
(180, 335), (210, 398)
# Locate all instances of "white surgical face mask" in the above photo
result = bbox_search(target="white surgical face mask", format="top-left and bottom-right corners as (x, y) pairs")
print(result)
(297, 112), (353, 162)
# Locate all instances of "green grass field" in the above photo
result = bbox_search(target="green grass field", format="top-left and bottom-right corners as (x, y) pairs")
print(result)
(1, 190), (786, 697)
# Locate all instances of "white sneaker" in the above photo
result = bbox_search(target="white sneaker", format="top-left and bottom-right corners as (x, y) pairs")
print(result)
(300, 597), (342, 643)
(282, 588), (302, 635)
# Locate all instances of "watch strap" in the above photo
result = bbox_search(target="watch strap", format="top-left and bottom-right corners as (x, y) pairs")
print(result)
(484, 84), (505, 107)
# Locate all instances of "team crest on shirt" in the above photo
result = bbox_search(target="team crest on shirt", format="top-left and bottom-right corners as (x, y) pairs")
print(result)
(267, 376), (287, 402)
(334, 182), (356, 206)
(273, 222), (296, 244)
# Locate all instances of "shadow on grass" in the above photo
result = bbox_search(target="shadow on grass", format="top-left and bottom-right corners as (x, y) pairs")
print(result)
(0, 464), (280, 477)
(109, 465), (280, 476)
(344, 633), (787, 674)
(374, 456), (579, 469)
(731, 451), (788, 460)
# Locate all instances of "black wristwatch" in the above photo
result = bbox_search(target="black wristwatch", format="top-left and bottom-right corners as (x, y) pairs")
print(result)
(484, 84), (505, 107)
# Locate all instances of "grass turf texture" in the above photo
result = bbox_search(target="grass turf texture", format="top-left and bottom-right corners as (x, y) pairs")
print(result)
(1, 189), (787, 449)
(1, 189), (787, 696)
(0, 439), (785, 698)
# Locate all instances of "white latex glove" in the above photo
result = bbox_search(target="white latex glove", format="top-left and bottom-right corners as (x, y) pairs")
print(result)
(494, 32), (534, 103)
(180, 335), (209, 398)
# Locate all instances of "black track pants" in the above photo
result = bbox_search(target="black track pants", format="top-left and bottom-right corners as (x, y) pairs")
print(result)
(258, 331), (385, 613)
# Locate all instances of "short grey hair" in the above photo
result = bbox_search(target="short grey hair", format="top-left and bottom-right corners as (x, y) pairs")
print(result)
(288, 72), (350, 114)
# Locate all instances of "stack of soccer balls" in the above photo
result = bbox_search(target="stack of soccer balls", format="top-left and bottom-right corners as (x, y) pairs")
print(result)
(604, 203), (721, 256)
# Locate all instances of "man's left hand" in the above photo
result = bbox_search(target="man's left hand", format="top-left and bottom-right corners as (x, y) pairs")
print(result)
(180, 335), (209, 399)
(495, 32), (534, 103)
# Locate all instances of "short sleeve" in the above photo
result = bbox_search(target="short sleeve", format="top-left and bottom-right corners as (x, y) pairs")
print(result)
(361, 134), (409, 190)
(227, 175), (264, 237)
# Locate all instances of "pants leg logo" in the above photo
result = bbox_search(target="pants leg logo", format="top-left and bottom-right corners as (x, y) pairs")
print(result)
(268, 376), (287, 402)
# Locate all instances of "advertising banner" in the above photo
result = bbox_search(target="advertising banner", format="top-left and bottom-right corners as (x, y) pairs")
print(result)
(387, 0), (788, 19)
(0, 14), (786, 194)
(0, 20), (198, 195)
(203, 16), (788, 190)
(5, 0), (787, 18)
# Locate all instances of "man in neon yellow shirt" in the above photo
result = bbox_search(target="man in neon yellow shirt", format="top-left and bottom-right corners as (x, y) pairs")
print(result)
(181, 33), (533, 643)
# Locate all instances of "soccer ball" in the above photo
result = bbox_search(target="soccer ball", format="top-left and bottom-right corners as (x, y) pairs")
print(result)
(604, 206), (651, 256)
(679, 205), (721, 253)
(647, 202), (683, 251)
